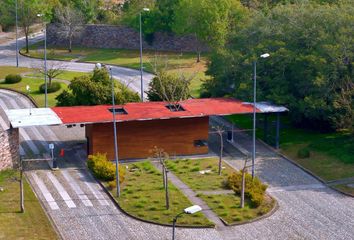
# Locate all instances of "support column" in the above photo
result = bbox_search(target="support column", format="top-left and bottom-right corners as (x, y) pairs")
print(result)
(263, 114), (268, 143)
(275, 112), (280, 149)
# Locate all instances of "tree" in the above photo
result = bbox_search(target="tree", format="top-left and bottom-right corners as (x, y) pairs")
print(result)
(212, 126), (224, 176)
(55, 6), (84, 52)
(150, 146), (170, 210)
(33, 62), (66, 87)
(56, 67), (140, 106)
(146, 71), (192, 110)
(173, 0), (247, 61)
(203, 1), (354, 131)
(17, 0), (52, 53)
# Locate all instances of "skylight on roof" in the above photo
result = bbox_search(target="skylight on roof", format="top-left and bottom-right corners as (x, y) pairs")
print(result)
(166, 104), (185, 112)
(109, 107), (128, 115)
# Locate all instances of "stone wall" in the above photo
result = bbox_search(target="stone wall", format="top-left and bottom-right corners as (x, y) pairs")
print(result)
(47, 24), (208, 52)
(0, 128), (19, 170)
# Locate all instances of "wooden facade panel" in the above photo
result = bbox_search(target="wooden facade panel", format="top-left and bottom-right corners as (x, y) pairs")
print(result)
(85, 117), (209, 159)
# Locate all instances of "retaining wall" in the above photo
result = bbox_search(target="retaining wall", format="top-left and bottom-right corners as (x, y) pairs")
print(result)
(47, 24), (208, 52)
(0, 128), (19, 170)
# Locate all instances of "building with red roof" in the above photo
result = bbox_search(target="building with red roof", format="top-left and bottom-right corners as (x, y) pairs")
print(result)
(5, 98), (288, 159)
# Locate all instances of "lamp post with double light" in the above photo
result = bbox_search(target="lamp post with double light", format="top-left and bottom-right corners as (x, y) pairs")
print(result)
(251, 53), (270, 178)
(15, 0), (19, 67)
(37, 13), (48, 108)
(139, 8), (150, 101)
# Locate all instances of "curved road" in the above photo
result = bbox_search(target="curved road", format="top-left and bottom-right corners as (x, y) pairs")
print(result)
(0, 33), (154, 98)
(1, 35), (354, 240)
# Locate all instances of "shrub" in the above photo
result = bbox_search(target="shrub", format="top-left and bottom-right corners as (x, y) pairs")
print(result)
(226, 171), (268, 207)
(5, 74), (22, 84)
(297, 148), (310, 158)
(39, 82), (61, 93)
(87, 152), (125, 182)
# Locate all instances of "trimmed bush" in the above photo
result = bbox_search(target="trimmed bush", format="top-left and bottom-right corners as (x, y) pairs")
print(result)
(87, 153), (125, 182)
(297, 148), (310, 158)
(39, 82), (61, 93)
(5, 74), (22, 84)
(226, 171), (268, 207)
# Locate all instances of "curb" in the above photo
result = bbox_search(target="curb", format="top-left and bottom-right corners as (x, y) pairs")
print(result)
(0, 87), (38, 107)
(219, 195), (279, 227)
(90, 167), (215, 229)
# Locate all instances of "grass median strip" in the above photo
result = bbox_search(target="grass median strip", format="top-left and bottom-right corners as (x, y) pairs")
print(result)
(0, 170), (58, 239)
(198, 193), (275, 225)
(165, 158), (276, 225)
(106, 161), (213, 227)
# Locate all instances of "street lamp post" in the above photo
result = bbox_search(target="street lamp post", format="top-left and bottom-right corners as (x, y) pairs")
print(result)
(15, 0), (19, 67)
(108, 66), (121, 197)
(139, 8), (150, 102)
(37, 14), (48, 108)
(252, 53), (270, 178)
(172, 205), (202, 240)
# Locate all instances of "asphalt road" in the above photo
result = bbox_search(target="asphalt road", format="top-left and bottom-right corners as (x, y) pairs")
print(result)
(0, 33), (154, 98)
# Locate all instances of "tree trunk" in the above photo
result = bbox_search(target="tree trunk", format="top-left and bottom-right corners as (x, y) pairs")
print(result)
(162, 163), (166, 188)
(69, 38), (72, 53)
(241, 169), (245, 208)
(165, 168), (169, 210)
(48, 77), (52, 87)
(25, 31), (29, 53)
(197, 51), (201, 63)
(218, 132), (223, 175)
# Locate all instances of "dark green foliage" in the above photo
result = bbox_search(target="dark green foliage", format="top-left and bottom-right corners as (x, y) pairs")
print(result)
(297, 148), (311, 159)
(39, 82), (61, 93)
(226, 171), (267, 207)
(4, 74), (22, 84)
(56, 67), (139, 106)
(203, 1), (354, 131)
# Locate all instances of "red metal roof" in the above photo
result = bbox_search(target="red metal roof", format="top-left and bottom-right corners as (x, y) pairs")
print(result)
(51, 98), (259, 124)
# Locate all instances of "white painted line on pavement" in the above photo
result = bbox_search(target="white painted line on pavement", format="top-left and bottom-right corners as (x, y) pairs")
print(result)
(47, 172), (76, 209)
(62, 170), (93, 207)
(0, 114), (9, 130)
(77, 172), (109, 206)
(31, 172), (59, 210)
(267, 183), (326, 193)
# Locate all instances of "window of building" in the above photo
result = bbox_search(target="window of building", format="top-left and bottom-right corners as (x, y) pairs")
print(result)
(108, 107), (128, 115)
(194, 140), (208, 147)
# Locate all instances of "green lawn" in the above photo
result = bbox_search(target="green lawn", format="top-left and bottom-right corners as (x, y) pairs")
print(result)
(227, 114), (354, 181)
(0, 77), (68, 107)
(333, 184), (354, 196)
(199, 194), (275, 224)
(166, 158), (235, 191)
(0, 170), (58, 239)
(22, 43), (208, 97)
(108, 161), (213, 226)
(0, 66), (31, 79)
(0, 66), (92, 107)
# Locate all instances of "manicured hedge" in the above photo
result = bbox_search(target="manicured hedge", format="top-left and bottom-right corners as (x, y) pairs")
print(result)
(5, 74), (22, 84)
(39, 82), (61, 93)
